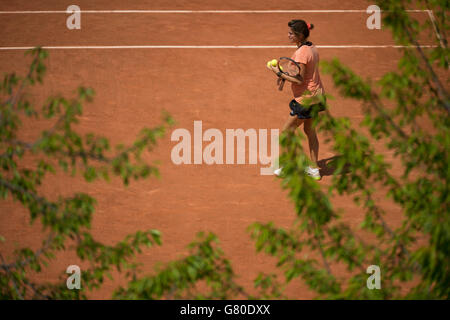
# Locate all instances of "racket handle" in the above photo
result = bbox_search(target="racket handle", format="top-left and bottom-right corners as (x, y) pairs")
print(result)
(278, 79), (285, 91)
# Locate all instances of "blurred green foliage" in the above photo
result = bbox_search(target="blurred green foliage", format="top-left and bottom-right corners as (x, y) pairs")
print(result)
(248, 0), (449, 299)
(0, 48), (243, 299)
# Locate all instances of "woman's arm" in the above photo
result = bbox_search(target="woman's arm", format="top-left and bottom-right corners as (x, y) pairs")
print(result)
(266, 63), (306, 85)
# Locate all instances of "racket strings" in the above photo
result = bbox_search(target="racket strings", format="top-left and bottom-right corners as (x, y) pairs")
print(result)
(278, 58), (300, 77)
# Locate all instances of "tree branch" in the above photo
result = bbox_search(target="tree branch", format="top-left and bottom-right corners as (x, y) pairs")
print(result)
(367, 194), (422, 274)
(310, 222), (333, 275)
(0, 232), (55, 271)
(403, 22), (449, 112)
(0, 253), (24, 299)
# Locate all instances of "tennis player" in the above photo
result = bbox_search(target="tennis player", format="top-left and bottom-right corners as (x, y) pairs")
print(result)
(268, 20), (326, 180)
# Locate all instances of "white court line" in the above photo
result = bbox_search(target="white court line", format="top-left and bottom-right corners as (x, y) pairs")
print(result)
(426, 10), (445, 48)
(0, 45), (438, 50)
(0, 9), (437, 50)
(0, 9), (429, 14)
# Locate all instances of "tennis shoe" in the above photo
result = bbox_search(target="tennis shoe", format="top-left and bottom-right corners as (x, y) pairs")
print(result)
(274, 167), (283, 176)
(305, 166), (321, 180)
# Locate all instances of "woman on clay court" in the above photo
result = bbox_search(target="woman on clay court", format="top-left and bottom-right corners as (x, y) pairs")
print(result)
(267, 19), (326, 180)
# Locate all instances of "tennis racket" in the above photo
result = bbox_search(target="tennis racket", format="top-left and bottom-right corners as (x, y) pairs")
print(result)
(277, 57), (302, 91)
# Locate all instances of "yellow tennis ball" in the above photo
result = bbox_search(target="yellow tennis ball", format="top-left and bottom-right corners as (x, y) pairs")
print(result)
(267, 61), (272, 68)
(279, 65), (284, 71)
(271, 59), (278, 67)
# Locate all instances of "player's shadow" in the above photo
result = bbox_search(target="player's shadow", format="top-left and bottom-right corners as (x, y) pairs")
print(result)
(317, 155), (351, 177)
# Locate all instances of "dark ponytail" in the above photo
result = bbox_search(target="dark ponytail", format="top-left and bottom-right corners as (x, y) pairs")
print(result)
(288, 19), (314, 39)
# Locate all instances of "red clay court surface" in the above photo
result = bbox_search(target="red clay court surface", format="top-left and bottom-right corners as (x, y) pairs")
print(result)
(0, 0), (438, 299)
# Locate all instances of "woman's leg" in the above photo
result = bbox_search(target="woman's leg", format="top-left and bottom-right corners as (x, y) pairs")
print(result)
(282, 115), (304, 133)
(303, 118), (319, 167)
(274, 116), (304, 176)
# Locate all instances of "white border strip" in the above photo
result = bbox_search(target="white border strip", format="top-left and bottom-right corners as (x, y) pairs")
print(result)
(0, 9), (429, 14)
(0, 45), (438, 50)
